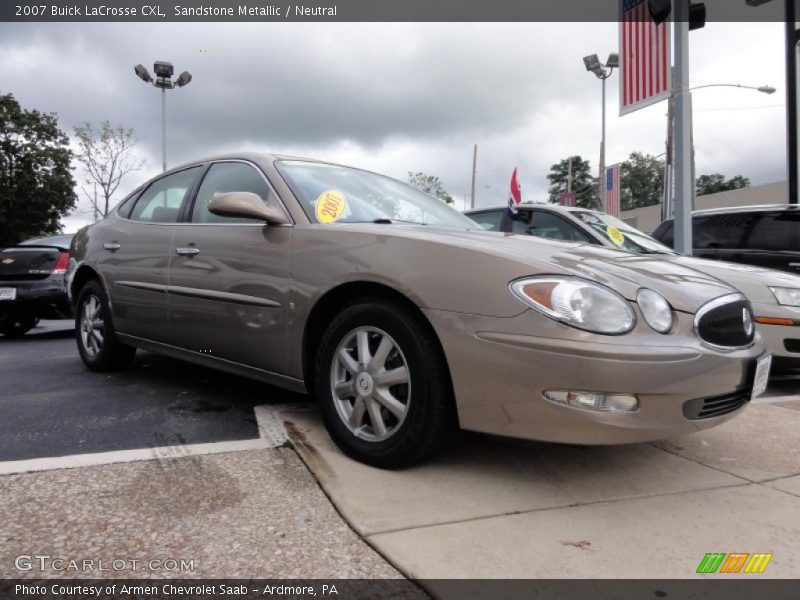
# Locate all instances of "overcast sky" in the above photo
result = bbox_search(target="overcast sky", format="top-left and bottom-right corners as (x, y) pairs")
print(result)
(0, 21), (786, 231)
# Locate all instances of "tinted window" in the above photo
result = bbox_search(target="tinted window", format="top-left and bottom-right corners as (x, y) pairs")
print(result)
(692, 213), (754, 249)
(468, 210), (505, 231)
(511, 210), (592, 243)
(656, 221), (674, 247)
(192, 162), (274, 224)
(129, 167), (201, 223)
(745, 213), (800, 250)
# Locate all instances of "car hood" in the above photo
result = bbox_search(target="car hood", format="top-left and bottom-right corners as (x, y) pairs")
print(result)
(664, 255), (800, 305)
(339, 224), (739, 313)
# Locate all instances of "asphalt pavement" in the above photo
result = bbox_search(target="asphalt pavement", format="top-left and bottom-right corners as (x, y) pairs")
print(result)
(0, 320), (308, 462)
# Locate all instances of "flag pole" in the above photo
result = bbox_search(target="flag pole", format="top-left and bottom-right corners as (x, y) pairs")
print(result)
(470, 144), (477, 210)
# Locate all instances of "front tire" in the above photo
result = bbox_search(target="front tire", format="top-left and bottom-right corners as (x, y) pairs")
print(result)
(314, 299), (455, 469)
(75, 280), (136, 371)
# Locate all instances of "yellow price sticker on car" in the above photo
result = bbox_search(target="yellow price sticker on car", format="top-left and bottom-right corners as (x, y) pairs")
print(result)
(315, 190), (347, 224)
(607, 225), (625, 246)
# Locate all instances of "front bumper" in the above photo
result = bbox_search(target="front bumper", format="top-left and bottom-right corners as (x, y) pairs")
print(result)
(424, 308), (765, 445)
(0, 278), (71, 320)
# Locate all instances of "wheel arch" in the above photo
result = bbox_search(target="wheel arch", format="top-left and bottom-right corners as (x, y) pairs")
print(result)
(301, 281), (451, 393)
(70, 264), (104, 304)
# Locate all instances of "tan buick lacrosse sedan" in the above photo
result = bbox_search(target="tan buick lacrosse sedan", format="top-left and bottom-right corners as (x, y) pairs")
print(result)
(67, 154), (769, 468)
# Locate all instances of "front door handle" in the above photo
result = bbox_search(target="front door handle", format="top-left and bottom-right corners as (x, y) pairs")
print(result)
(103, 242), (121, 251)
(175, 247), (200, 256)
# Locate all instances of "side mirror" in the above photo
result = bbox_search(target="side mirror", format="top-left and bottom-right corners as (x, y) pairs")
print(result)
(208, 192), (290, 225)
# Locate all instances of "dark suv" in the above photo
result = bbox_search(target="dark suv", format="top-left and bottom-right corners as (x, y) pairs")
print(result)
(651, 205), (800, 274)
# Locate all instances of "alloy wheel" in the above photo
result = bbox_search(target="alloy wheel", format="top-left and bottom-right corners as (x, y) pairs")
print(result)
(80, 294), (105, 357)
(330, 326), (411, 442)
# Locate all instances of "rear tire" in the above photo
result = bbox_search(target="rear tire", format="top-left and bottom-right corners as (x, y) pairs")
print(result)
(314, 298), (455, 469)
(75, 280), (136, 371)
(0, 315), (37, 338)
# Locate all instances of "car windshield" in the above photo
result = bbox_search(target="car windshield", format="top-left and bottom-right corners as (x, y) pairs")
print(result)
(571, 210), (675, 255)
(277, 160), (477, 229)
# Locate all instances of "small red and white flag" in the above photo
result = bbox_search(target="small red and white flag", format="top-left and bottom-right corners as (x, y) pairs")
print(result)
(620, 0), (671, 115)
(507, 168), (522, 215)
(605, 164), (621, 217)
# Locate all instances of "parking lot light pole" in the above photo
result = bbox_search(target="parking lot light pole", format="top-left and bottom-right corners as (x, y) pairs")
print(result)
(583, 53), (618, 212)
(133, 61), (192, 172)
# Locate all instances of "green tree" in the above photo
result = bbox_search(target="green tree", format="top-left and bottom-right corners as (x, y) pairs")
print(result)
(73, 121), (143, 217)
(0, 93), (76, 246)
(696, 173), (750, 196)
(620, 151), (664, 211)
(407, 171), (454, 204)
(546, 155), (598, 209)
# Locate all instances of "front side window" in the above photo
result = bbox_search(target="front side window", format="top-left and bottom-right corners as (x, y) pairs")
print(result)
(511, 210), (592, 243)
(468, 210), (505, 231)
(191, 162), (274, 224)
(277, 160), (477, 229)
(129, 167), (201, 223)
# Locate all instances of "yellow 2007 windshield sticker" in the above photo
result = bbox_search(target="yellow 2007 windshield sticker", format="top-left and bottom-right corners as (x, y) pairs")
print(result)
(315, 190), (347, 224)
(607, 225), (625, 246)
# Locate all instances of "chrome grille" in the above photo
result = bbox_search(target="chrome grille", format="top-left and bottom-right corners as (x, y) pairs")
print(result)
(695, 294), (755, 348)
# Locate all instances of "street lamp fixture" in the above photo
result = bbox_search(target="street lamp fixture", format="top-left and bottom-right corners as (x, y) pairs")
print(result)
(133, 60), (192, 172)
(583, 53), (618, 212)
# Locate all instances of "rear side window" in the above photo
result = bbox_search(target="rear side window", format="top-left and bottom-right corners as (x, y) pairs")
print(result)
(129, 167), (201, 223)
(693, 214), (754, 249)
(468, 210), (505, 231)
(745, 213), (800, 250)
(191, 162), (272, 224)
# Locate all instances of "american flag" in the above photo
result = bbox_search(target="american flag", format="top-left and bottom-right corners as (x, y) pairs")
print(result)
(507, 167), (522, 215)
(620, 0), (671, 115)
(605, 164), (621, 217)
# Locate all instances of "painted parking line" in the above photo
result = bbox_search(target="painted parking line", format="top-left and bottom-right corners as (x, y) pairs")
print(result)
(0, 405), (287, 476)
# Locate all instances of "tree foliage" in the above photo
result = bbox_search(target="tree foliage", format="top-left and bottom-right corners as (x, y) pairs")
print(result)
(620, 151), (664, 211)
(696, 173), (750, 196)
(407, 171), (454, 204)
(0, 93), (76, 246)
(73, 120), (143, 217)
(546, 155), (598, 209)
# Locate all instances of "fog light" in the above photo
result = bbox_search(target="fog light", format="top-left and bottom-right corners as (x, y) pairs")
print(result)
(543, 390), (639, 412)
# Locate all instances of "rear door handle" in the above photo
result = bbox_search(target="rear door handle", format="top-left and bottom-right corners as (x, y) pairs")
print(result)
(789, 263), (800, 268)
(175, 247), (200, 256)
(103, 242), (121, 251)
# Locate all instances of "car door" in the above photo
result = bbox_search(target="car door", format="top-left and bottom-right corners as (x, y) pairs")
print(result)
(168, 160), (293, 375)
(99, 166), (202, 342)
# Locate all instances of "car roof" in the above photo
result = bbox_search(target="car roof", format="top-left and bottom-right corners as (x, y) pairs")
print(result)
(691, 204), (798, 216)
(467, 203), (580, 214)
(19, 234), (74, 249)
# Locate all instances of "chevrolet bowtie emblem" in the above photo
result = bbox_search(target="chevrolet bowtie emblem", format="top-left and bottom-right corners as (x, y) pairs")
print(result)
(1, 258), (14, 265)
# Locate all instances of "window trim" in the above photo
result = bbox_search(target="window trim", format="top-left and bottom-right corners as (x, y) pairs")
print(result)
(179, 159), (294, 228)
(120, 164), (205, 226)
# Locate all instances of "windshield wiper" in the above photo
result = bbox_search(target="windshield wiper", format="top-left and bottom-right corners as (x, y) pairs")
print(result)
(372, 218), (428, 225)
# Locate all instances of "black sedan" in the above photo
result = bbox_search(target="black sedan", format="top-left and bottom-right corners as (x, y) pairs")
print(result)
(0, 234), (73, 337)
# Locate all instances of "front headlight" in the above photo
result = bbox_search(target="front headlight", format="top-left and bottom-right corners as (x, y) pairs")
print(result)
(770, 287), (800, 308)
(509, 276), (636, 335)
(637, 288), (674, 333)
